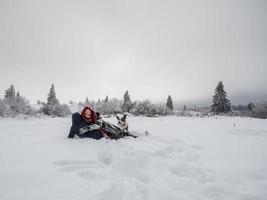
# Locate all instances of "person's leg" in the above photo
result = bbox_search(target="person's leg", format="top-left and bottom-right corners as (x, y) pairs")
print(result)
(84, 129), (103, 140)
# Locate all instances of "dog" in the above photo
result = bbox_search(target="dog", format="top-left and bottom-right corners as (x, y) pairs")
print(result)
(115, 114), (129, 133)
(115, 114), (137, 138)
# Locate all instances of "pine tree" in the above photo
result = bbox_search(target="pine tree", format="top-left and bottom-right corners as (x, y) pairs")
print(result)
(211, 81), (231, 114)
(0, 98), (8, 117)
(15, 91), (24, 114)
(166, 95), (174, 110)
(85, 97), (90, 106)
(247, 102), (255, 113)
(121, 90), (133, 113)
(69, 100), (75, 107)
(4, 85), (17, 115)
(15, 91), (33, 115)
(47, 84), (60, 106)
(41, 84), (70, 116)
(4, 85), (16, 99)
(3, 86), (33, 116)
(104, 96), (109, 102)
(16, 91), (21, 99)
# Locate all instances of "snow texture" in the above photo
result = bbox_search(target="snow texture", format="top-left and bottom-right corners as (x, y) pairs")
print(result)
(0, 116), (267, 200)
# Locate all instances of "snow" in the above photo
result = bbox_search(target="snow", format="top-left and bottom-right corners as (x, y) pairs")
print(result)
(0, 116), (267, 200)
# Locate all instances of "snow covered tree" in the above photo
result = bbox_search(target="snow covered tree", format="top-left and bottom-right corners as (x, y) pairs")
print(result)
(181, 104), (187, 116)
(2, 85), (34, 116)
(95, 98), (121, 114)
(131, 100), (153, 115)
(4, 85), (17, 115)
(4, 85), (16, 99)
(80, 97), (95, 110)
(41, 84), (60, 116)
(121, 90), (133, 113)
(211, 81), (231, 114)
(194, 105), (197, 112)
(15, 91), (33, 115)
(15, 92), (24, 114)
(104, 95), (109, 102)
(0, 98), (8, 117)
(84, 97), (90, 106)
(47, 84), (60, 106)
(155, 104), (170, 116)
(40, 84), (70, 117)
(252, 102), (267, 119)
(131, 101), (169, 116)
(69, 100), (75, 107)
(54, 103), (71, 117)
(166, 95), (174, 111)
(247, 102), (255, 113)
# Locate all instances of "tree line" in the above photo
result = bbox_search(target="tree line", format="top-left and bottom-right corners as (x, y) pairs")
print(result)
(71, 90), (174, 116)
(0, 84), (71, 117)
(0, 84), (174, 117)
(0, 82), (266, 118)
(210, 81), (267, 119)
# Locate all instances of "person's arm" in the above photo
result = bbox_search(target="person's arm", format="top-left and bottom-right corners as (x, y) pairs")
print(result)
(68, 130), (75, 138)
(68, 113), (82, 138)
(95, 118), (110, 139)
(100, 128), (110, 139)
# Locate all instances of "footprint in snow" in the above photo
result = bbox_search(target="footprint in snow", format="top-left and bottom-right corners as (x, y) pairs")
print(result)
(53, 160), (96, 173)
(170, 163), (216, 184)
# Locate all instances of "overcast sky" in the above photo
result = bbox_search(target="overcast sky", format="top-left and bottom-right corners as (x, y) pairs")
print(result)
(0, 0), (266, 106)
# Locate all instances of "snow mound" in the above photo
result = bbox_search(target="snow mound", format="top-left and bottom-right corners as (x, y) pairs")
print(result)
(53, 136), (216, 200)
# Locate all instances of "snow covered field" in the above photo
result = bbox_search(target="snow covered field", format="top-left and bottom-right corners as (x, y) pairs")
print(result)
(0, 116), (266, 200)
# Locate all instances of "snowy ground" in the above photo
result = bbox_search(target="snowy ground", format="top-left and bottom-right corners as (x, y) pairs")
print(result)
(0, 116), (267, 200)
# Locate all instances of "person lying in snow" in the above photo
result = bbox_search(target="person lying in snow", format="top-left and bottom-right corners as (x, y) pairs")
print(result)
(68, 106), (110, 140)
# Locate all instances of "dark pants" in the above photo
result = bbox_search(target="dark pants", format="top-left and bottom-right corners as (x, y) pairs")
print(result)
(83, 129), (103, 140)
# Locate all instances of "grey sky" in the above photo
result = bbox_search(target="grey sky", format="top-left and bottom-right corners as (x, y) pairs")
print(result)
(0, 0), (266, 106)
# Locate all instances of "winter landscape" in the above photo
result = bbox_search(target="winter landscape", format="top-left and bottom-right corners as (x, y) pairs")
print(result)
(1, 115), (267, 200)
(1, 0), (267, 200)
(1, 81), (267, 200)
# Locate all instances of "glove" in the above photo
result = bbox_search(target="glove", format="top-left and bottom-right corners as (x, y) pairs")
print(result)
(79, 124), (101, 135)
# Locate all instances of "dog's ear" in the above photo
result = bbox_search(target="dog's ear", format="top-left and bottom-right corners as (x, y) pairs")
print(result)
(122, 114), (126, 122)
(115, 115), (120, 121)
(96, 112), (101, 119)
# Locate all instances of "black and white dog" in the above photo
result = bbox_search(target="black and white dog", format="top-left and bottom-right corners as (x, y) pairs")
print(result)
(116, 114), (128, 133)
(115, 114), (137, 138)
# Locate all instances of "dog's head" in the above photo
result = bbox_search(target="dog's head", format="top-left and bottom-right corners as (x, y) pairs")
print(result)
(116, 114), (128, 132)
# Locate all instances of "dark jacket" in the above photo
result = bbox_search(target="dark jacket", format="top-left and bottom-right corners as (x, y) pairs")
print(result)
(68, 112), (103, 140)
